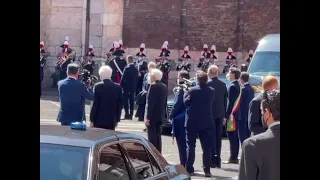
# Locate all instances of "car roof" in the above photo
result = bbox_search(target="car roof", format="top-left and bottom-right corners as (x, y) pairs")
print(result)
(256, 34), (280, 52)
(40, 125), (126, 148)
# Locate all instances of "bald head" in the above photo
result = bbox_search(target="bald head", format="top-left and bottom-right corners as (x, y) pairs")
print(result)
(207, 65), (219, 78)
(148, 62), (156, 70)
(262, 75), (279, 91)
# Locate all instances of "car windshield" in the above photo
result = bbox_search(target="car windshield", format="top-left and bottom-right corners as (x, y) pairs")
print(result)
(40, 143), (90, 180)
(248, 51), (280, 76)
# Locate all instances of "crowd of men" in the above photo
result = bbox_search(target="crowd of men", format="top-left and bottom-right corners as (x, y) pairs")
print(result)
(41, 37), (279, 180)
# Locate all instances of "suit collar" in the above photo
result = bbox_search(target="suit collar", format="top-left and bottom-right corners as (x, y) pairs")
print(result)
(269, 121), (280, 130)
(103, 79), (112, 83)
(67, 76), (77, 80)
(211, 77), (218, 80)
(231, 80), (239, 84)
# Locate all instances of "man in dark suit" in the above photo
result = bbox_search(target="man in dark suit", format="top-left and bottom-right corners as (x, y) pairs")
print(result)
(248, 76), (279, 136)
(224, 67), (242, 164)
(207, 65), (228, 168)
(169, 70), (190, 166)
(239, 72), (254, 145)
(145, 68), (167, 153)
(57, 63), (94, 125)
(184, 71), (214, 177)
(239, 90), (280, 180)
(90, 65), (123, 130)
(120, 55), (139, 119)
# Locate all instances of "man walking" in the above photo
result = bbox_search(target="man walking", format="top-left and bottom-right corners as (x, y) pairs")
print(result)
(120, 55), (138, 120)
(207, 65), (228, 168)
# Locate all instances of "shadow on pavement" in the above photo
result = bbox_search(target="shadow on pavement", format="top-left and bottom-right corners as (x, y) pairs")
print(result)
(221, 168), (239, 173)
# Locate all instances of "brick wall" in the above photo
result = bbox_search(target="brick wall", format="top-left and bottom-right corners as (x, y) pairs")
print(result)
(123, 0), (280, 51)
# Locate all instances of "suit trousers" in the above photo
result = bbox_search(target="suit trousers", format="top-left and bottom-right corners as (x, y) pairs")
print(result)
(227, 122), (240, 160)
(123, 90), (135, 117)
(147, 122), (162, 153)
(238, 119), (250, 146)
(186, 127), (212, 173)
(94, 124), (116, 130)
(211, 117), (223, 165)
(174, 118), (187, 166)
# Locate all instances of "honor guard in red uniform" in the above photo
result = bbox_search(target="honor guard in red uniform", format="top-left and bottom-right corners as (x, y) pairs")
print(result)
(109, 41), (127, 83)
(223, 47), (237, 73)
(40, 41), (46, 97)
(246, 50), (254, 64)
(210, 45), (218, 62)
(177, 46), (192, 72)
(118, 40), (126, 54)
(197, 44), (211, 72)
(135, 43), (148, 95)
(157, 43), (171, 85)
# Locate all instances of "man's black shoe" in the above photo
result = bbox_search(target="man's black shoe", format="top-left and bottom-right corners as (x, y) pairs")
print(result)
(227, 159), (239, 164)
(204, 172), (212, 177)
(121, 115), (131, 120)
(143, 128), (146, 132)
(188, 172), (195, 176)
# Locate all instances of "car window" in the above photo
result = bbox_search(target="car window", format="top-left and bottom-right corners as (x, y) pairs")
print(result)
(40, 143), (89, 180)
(121, 142), (162, 179)
(98, 144), (130, 180)
(248, 51), (280, 76)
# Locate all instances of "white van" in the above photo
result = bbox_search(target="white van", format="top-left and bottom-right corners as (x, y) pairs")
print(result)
(247, 34), (280, 93)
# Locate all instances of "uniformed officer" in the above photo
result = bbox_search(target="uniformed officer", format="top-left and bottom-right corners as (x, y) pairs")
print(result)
(210, 45), (218, 63)
(163, 41), (171, 55)
(176, 46), (192, 72)
(109, 41), (127, 83)
(246, 50), (254, 64)
(197, 44), (211, 72)
(135, 43), (148, 95)
(159, 43), (170, 57)
(83, 45), (96, 75)
(118, 39), (126, 54)
(40, 41), (46, 97)
(223, 47), (237, 73)
(157, 43), (171, 86)
(60, 36), (69, 49)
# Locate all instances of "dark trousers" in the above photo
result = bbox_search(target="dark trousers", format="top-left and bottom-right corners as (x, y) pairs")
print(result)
(136, 79), (143, 96)
(211, 117), (223, 165)
(123, 90), (135, 117)
(174, 118), (187, 166)
(94, 124), (116, 130)
(227, 122), (240, 160)
(147, 123), (162, 153)
(238, 119), (250, 146)
(135, 104), (146, 121)
(61, 122), (71, 126)
(186, 127), (212, 173)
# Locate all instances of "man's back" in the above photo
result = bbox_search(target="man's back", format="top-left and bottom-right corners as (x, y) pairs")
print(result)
(184, 85), (215, 130)
(90, 79), (122, 126)
(120, 64), (138, 91)
(239, 123), (280, 180)
(58, 77), (93, 124)
(146, 81), (167, 123)
(207, 77), (228, 118)
(240, 84), (255, 120)
(248, 94), (267, 135)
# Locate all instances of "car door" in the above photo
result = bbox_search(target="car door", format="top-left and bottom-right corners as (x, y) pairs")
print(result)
(95, 142), (136, 180)
(120, 141), (170, 180)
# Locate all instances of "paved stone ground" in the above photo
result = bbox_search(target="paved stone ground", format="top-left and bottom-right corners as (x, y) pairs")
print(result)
(40, 91), (240, 179)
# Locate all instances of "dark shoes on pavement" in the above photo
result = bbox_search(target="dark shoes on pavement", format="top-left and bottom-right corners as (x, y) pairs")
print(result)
(121, 114), (132, 120)
(223, 158), (239, 164)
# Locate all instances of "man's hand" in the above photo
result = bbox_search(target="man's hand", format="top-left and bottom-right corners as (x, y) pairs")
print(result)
(223, 118), (227, 125)
(145, 120), (150, 126)
(90, 122), (94, 127)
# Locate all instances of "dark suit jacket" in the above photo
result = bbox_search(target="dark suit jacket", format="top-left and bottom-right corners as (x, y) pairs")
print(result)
(57, 77), (94, 124)
(226, 80), (241, 121)
(146, 81), (167, 124)
(207, 77), (228, 118)
(120, 64), (138, 92)
(169, 88), (185, 120)
(90, 79), (122, 127)
(248, 94), (267, 135)
(239, 123), (280, 180)
(240, 83), (255, 122)
(184, 85), (215, 130)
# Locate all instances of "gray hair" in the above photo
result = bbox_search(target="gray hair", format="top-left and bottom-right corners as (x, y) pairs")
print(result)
(150, 68), (163, 81)
(148, 62), (156, 70)
(99, 65), (113, 80)
(207, 65), (219, 77)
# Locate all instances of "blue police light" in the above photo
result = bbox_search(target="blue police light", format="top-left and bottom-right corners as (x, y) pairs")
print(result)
(70, 122), (87, 130)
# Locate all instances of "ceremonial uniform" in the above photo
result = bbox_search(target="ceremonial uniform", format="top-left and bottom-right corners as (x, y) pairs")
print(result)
(83, 45), (95, 75)
(197, 44), (211, 72)
(246, 50), (254, 64)
(59, 47), (73, 80)
(210, 45), (218, 62)
(157, 43), (171, 86)
(176, 46), (192, 72)
(40, 41), (46, 97)
(223, 47), (237, 74)
(134, 43), (148, 95)
(109, 41), (127, 83)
